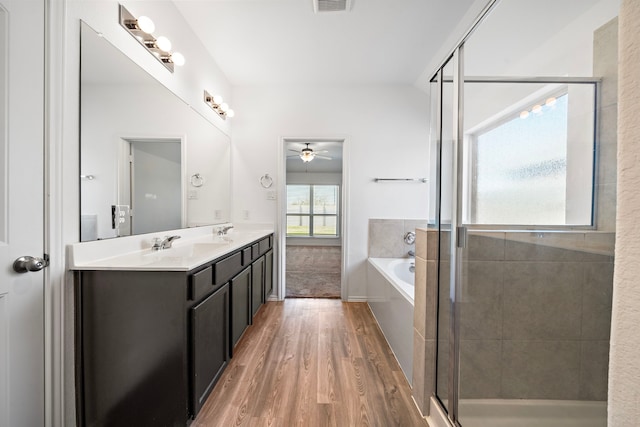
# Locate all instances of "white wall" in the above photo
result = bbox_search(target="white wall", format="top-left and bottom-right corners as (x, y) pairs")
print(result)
(609, 1), (640, 424)
(231, 85), (430, 300)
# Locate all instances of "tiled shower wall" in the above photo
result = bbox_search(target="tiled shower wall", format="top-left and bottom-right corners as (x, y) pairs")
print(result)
(594, 17), (618, 231)
(414, 229), (614, 411)
(368, 218), (430, 258)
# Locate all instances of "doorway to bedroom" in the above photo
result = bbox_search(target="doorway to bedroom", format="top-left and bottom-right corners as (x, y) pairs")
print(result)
(284, 139), (344, 298)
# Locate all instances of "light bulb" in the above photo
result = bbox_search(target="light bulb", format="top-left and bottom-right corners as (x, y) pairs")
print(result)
(136, 16), (155, 34)
(532, 104), (542, 114)
(545, 97), (557, 107)
(226, 109), (235, 118)
(520, 110), (529, 119)
(155, 36), (172, 52)
(300, 152), (314, 162)
(212, 95), (224, 105)
(171, 52), (185, 66)
(220, 103), (229, 113)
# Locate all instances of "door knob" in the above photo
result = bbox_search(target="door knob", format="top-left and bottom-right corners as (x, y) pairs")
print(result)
(13, 255), (49, 273)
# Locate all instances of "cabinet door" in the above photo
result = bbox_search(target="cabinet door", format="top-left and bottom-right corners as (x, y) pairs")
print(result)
(78, 271), (188, 426)
(251, 256), (265, 319)
(265, 249), (273, 298)
(231, 267), (251, 350)
(190, 284), (229, 416)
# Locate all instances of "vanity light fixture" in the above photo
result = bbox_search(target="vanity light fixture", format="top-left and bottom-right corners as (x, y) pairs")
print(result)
(519, 96), (559, 119)
(119, 4), (185, 73)
(203, 90), (235, 119)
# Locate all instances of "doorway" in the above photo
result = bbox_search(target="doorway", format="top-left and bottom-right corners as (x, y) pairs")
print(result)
(281, 139), (345, 299)
(117, 138), (183, 236)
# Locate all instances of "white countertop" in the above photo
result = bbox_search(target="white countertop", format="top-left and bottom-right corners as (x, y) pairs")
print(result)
(68, 224), (274, 271)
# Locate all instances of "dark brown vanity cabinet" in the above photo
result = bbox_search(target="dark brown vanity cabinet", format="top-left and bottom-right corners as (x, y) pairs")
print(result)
(265, 249), (273, 298)
(190, 283), (229, 415)
(75, 270), (190, 427)
(75, 233), (273, 426)
(251, 256), (265, 319)
(231, 266), (251, 349)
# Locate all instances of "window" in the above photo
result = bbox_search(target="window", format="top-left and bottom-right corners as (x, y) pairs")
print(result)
(286, 185), (339, 237)
(465, 85), (596, 226)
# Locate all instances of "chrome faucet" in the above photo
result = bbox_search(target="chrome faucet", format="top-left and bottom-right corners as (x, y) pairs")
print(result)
(408, 250), (415, 258)
(217, 225), (234, 236)
(152, 235), (181, 251)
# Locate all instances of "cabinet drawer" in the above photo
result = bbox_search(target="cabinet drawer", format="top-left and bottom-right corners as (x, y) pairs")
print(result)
(190, 266), (213, 301)
(258, 237), (271, 255)
(214, 252), (242, 285)
(252, 243), (259, 260)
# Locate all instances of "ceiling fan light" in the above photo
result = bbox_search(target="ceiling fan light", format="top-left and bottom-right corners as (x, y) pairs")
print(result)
(300, 151), (314, 162)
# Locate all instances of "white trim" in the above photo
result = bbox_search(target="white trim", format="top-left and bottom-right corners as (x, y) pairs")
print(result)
(340, 138), (349, 301)
(44, 0), (67, 425)
(276, 138), (286, 300)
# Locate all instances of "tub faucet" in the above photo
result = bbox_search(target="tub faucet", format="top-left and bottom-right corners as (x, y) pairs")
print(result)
(408, 250), (415, 258)
(152, 235), (181, 250)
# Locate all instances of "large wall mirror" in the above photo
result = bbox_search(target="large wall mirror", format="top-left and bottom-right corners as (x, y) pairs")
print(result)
(80, 22), (231, 241)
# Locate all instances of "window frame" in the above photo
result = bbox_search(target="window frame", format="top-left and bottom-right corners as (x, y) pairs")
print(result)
(462, 85), (596, 228)
(286, 184), (341, 238)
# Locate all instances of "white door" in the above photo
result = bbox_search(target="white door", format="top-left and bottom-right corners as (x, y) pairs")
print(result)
(0, 1), (46, 426)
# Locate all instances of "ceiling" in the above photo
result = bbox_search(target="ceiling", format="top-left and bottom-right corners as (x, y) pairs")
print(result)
(174, 0), (476, 86)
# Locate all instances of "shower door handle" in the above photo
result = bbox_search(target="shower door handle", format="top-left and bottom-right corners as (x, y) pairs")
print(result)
(456, 226), (467, 249)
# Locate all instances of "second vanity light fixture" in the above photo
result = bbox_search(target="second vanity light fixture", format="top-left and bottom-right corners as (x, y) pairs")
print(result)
(519, 96), (557, 119)
(203, 90), (235, 120)
(119, 4), (185, 73)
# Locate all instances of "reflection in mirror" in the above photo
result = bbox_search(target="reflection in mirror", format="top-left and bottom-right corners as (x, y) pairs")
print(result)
(0, 7), (5, 242)
(80, 22), (230, 241)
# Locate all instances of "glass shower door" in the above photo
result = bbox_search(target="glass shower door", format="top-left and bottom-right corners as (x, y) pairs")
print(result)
(433, 55), (457, 418)
(456, 79), (608, 427)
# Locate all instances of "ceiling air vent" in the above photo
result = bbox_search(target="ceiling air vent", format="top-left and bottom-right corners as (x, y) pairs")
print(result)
(313, 0), (352, 13)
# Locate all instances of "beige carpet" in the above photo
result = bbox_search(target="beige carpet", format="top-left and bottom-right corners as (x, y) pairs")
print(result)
(286, 245), (341, 298)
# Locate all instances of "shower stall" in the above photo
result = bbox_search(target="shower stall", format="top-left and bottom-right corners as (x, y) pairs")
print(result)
(427, 1), (618, 426)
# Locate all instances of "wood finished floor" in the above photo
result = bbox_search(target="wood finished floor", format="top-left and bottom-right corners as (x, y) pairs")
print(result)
(193, 299), (427, 427)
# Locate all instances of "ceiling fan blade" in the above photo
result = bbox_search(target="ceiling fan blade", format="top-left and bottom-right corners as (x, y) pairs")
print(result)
(315, 155), (333, 160)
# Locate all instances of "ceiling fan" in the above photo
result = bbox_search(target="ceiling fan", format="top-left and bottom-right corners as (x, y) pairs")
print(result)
(287, 143), (332, 163)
